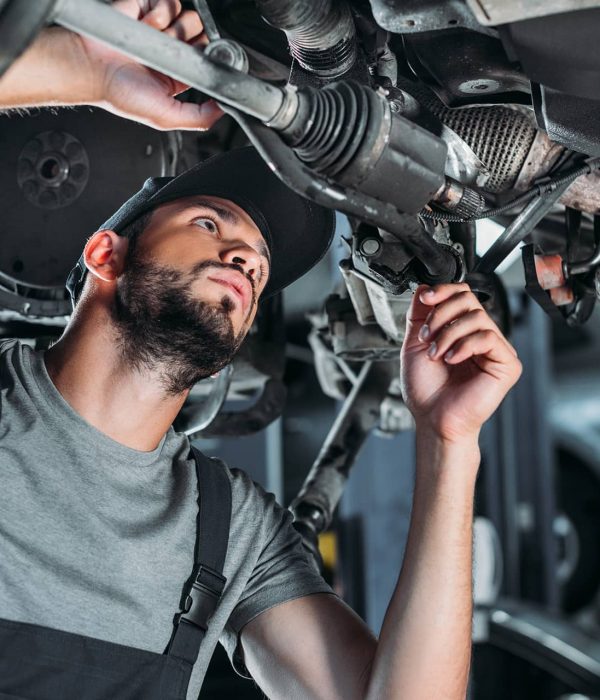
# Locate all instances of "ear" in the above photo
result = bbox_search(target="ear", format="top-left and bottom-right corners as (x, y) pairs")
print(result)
(84, 230), (129, 283)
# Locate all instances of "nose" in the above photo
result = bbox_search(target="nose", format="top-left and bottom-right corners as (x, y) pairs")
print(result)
(220, 242), (261, 281)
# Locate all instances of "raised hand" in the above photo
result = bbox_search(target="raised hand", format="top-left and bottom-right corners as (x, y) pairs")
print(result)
(78, 0), (223, 130)
(401, 283), (522, 443)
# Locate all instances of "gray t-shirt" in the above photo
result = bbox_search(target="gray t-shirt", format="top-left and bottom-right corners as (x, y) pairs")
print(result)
(0, 339), (332, 698)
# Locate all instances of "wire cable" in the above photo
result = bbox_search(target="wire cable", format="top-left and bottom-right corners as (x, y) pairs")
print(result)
(420, 157), (600, 223)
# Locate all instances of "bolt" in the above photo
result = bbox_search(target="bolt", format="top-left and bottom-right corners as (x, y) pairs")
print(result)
(458, 78), (501, 95)
(360, 237), (382, 256)
(204, 39), (249, 72)
(211, 46), (232, 64)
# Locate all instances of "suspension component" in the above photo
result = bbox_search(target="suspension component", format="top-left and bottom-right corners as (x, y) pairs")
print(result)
(255, 0), (357, 78)
(281, 81), (448, 215)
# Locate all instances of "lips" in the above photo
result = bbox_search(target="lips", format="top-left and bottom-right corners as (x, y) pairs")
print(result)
(207, 271), (252, 312)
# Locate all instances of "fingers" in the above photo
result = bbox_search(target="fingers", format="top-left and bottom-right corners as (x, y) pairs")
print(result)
(141, 0), (182, 29)
(406, 282), (473, 345)
(140, 0), (206, 45)
(425, 308), (494, 361)
(151, 98), (223, 131)
(418, 290), (482, 342)
(163, 11), (205, 43)
(406, 282), (518, 362)
(441, 329), (523, 385)
(414, 282), (473, 313)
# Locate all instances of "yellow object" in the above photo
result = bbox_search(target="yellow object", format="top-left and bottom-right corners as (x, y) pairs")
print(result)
(318, 531), (337, 570)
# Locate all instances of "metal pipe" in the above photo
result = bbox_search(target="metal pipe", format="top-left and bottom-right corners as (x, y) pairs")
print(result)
(290, 361), (394, 533)
(53, 0), (290, 124)
(567, 216), (600, 275)
(228, 108), (460, 283)
(191, 0), (220, 42)
(475, 179), (573, 274)
(568, 243), (600, 275)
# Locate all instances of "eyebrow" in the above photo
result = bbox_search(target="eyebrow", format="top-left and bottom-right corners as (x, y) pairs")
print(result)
(183, 197), (271, 265)
(186, 197), (240, 225)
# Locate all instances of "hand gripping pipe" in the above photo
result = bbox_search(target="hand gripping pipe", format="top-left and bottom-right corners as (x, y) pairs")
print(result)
(53, 0), (295, 126)
(52, 0), (459, 282)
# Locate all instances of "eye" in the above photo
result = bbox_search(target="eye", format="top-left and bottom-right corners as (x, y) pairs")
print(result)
(193, 216), (219, 235)
(259, 260), (269, 283)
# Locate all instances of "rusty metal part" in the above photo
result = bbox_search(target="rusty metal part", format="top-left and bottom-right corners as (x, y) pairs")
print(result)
(433, 177), (485, 218)
(560, 172), (600, 215)
(512, 130), (600, 214)
(512, 130), (565, 192)
(549, 286), (575, 306)
(534, 254), (567, 290)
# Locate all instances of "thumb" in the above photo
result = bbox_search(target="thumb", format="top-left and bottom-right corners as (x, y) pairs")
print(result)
(404, 285), (435, 343)
(154, 98), (224, 131)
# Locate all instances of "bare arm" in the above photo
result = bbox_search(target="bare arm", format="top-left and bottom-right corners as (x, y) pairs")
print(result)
(240, 283), (522, 699)
(0, 0), (222, 130)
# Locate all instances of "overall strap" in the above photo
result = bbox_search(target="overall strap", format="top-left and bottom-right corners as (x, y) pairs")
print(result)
(167, 447), (232, 665)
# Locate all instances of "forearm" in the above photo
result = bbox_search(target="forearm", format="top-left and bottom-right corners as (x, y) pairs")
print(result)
(366, 428), (479, 700)
(0, 27), (99, 109)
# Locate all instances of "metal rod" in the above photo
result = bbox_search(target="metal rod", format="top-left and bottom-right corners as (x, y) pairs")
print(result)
(290, 360), (394, 532)
(568, 243), (600, 275)
(53, 0), (288, 123)
(229, 109), (460, 283)
(475, 180), (573, 274)
(192, 0), (221, 42)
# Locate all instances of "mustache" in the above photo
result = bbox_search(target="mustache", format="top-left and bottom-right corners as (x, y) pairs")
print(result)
(189, 260), (256, 294)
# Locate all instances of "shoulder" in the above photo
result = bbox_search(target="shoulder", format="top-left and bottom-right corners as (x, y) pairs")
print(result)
(0, 339), (32, 387)
(0, 338), (23, 362)
(199, 454), (300, 557)
(207, 457), (284, 529)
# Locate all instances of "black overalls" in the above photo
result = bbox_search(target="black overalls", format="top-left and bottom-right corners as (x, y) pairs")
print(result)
(0, 448), (232, 700)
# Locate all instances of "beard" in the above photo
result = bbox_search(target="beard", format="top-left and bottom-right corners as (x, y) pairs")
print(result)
(111, 250), (248, 395)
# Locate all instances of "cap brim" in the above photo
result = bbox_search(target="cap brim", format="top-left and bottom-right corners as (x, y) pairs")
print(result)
(93, 147), (336, 299)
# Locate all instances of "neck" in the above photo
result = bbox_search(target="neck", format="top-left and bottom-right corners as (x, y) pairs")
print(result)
(44, 299), (189, 452)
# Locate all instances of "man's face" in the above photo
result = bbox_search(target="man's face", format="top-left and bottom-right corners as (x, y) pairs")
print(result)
(138, 195), (271, 335)
(111, 195), (271, 394)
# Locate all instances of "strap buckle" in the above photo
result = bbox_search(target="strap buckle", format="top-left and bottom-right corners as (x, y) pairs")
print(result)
(175, 565), (227, 630)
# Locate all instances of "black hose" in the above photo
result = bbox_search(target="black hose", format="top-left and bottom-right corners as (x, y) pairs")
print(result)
(421, 157), (600, 223)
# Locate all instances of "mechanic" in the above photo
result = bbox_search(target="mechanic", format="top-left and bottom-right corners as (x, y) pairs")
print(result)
(0, 1), (522, 699)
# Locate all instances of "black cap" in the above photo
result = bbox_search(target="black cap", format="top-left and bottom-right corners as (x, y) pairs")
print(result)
(66, 147), (335, 303)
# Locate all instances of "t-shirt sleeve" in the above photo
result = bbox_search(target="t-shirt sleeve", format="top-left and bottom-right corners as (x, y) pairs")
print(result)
(219, 467), (335, 677)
